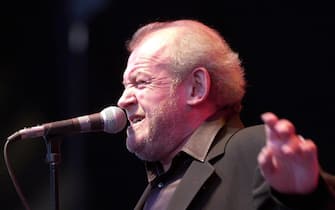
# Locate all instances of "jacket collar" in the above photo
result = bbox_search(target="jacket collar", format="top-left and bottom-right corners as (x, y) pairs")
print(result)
(135, 114), (244, 210)
(165, 114), (244, 210)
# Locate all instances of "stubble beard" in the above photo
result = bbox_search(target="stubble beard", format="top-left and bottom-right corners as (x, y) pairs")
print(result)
(130, 92), (182, 162)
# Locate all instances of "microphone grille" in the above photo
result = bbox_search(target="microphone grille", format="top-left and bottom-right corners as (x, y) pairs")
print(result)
(101, 106), (127, 133)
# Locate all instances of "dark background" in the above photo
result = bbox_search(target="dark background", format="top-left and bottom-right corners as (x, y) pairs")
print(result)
(1, 0), (334, 209)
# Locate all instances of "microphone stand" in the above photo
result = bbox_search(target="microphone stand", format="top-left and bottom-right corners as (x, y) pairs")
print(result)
(43, 135), (62, 210)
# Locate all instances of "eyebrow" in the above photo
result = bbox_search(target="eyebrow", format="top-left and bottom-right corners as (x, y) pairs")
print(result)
(122, 70), (150, 86)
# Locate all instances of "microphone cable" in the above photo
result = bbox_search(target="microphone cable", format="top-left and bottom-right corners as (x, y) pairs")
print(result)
(4, 136), (32, 210)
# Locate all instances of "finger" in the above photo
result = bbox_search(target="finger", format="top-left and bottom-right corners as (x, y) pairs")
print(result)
(261, 112), (282, 142)
(258, 147), (276, 177)
(276, 133), (305, 155)
(273, 119), (296, 139)
(261, 112), (297, 139)
(261, 112), (278, 129)
(300, 139), (318, 159)
(261, 112), (292, 143)
(281, 138), (318, 163)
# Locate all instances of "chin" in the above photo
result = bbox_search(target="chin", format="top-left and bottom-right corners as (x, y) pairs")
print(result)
(135, 153), (159, 162)
(128, 144), (160, 162)
(126, 137), (145, 155)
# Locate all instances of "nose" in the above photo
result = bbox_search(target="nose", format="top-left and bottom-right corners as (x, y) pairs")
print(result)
(117, 87), (136, 109)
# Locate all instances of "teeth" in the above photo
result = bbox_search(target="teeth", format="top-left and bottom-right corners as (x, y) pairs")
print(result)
(132, 117), (142, 123)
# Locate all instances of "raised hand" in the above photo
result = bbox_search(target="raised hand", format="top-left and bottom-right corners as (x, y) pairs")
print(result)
(258, 112), (319, 194)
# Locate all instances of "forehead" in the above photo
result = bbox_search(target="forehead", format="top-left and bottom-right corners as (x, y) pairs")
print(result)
(138, 27), (179, 50)
(131, 28), (178, 61)
(123, 29), (177, 79)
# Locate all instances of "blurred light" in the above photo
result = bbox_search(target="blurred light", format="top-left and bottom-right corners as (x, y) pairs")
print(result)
(68, 22), (88, 53)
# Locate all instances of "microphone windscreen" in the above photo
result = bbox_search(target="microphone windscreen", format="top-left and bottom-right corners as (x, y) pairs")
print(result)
(101, 106), (127, 133)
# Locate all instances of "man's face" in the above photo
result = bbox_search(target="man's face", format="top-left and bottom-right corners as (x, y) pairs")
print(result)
(117, 31), (190, 162)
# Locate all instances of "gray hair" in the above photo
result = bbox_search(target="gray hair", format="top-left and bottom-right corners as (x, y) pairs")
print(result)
(126, 19), (246, 110)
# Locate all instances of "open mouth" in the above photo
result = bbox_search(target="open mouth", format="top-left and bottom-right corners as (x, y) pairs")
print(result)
(129, 115), (145, 125)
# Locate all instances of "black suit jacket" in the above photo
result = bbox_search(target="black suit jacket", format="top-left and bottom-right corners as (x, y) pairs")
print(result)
(135, 116), (335, 210)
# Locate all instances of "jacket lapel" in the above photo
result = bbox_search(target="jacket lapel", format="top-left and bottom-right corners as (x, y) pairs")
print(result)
(206, 114), (244, 161)
(166, 161), (215, 210)
(206, 125), (242, 161)
(134, 162), (216, 210)
(134, 185), (152, 210)
(165, 115), (244, 210)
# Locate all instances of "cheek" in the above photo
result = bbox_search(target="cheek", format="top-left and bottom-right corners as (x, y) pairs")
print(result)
(136, 92), (152, 108)
(137, 90), (171, 106)
(177, 94), (187, 103)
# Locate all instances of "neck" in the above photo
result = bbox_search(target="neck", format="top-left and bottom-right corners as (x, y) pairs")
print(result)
(207, 104), (240, 121)
(159, 131), (193, 171)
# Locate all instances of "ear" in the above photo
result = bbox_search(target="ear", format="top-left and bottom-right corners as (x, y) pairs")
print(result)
(186, 67), (211, 105)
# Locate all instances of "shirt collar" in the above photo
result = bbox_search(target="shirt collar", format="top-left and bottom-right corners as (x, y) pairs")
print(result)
(145, 116), (226, 182)
(181, 116), (225, 162)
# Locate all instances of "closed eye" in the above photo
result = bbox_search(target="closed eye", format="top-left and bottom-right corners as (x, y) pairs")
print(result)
(135, 79), (150, 88)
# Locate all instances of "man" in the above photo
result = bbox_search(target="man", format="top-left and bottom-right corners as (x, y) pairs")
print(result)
(117, 19), (335, 209)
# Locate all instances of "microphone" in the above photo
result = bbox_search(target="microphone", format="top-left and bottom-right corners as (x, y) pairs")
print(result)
(7, 106), (127, 141)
